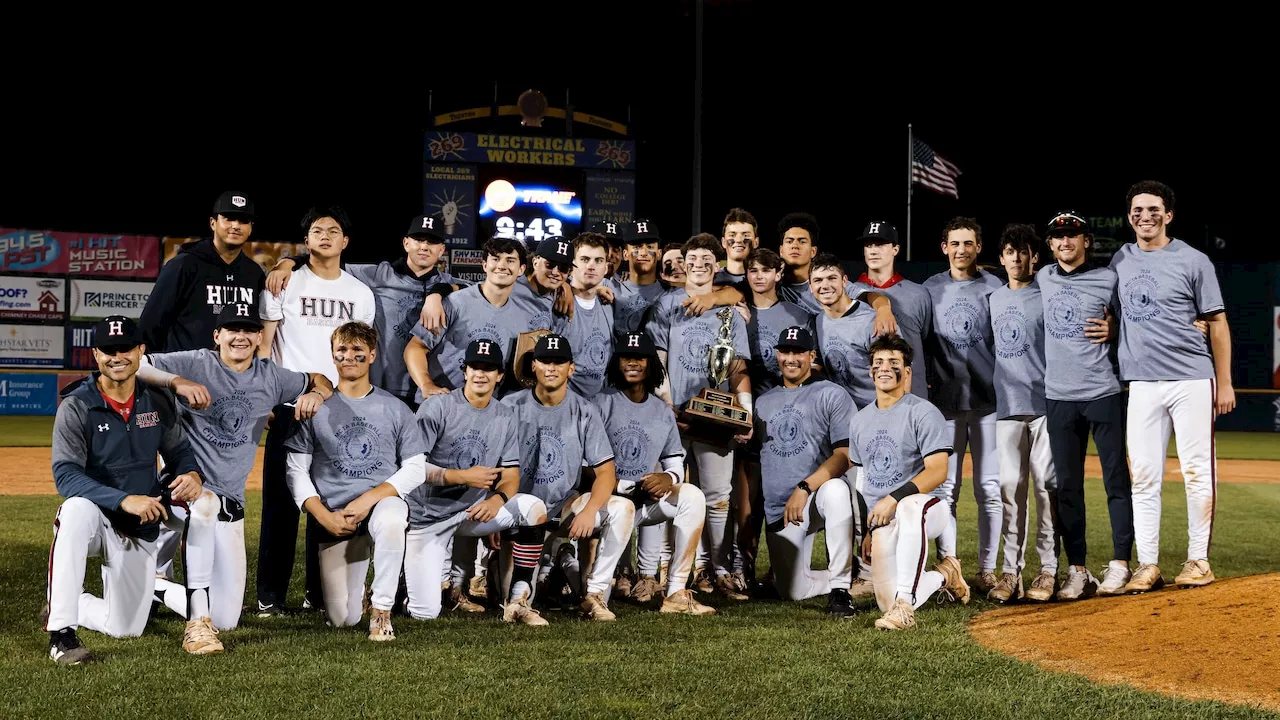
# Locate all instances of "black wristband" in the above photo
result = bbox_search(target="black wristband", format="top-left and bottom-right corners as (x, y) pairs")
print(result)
(425, 282), (454, 299)
(796, 480), (813, 495)
(889, 481), (920, 502)
(491, 490), (510, 504)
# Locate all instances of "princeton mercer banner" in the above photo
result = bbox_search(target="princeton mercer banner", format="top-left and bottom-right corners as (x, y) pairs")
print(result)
(0, 276), (65, 321)
(0, 324), (65, 367)
(0, 372), (59, 415)
(0, 228), (159, 277)
(70, 279), (153, 320)
(162, 237), (308, 275)
(424, 132), (637, 171)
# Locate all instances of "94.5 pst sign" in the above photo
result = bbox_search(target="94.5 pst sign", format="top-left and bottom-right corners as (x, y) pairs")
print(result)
(0, 228), (159, 278)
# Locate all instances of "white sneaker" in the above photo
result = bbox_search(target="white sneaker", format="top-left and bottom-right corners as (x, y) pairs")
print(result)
(1055, 567), (1099, 601)
(1097, 560), (1132, 596)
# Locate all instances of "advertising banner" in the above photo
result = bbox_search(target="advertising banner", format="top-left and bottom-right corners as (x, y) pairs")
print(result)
(423, 164), (478, 249)
(583, 171), (636, 229)
(449, 249), (486, 283)
(69, 279), (153, 320)
(425, 132), (636, 170)
(0, 228), (159, 277)
(0, 276), (65, 321)
(0, 373), (59, 415)
(0, 324), (65, 367)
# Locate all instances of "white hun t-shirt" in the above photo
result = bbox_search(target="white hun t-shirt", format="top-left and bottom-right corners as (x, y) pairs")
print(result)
(260, 265), (376, 385)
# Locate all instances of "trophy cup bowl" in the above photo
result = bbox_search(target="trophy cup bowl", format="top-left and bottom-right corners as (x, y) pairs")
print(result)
(679, 307), (753, 447)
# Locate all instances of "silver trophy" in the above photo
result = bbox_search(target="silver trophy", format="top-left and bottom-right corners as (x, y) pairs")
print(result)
(681, 306), (752, 446)
(708, 307), (738, 387)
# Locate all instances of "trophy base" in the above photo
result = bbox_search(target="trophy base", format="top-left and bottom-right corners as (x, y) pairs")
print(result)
(680, 388), (752, 448)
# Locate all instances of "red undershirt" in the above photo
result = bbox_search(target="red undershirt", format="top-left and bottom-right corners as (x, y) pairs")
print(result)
(100, 391), (135, 422)
(856, 272), (904, 289)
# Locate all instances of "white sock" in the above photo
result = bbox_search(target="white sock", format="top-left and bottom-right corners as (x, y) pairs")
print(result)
(189, 587), (210, 619)
(509, 580), (531, 603)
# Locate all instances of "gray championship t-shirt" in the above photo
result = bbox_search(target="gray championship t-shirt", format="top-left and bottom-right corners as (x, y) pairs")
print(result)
(754, 380), (853, 524)
(411, 284), (536, 398)
(285, 386), (427, 509)
(553, 294), (615, 397)
(508, 275), (556, 333)
(1036, 264), (1122, 402)
(502, 389), (615, 515)
(593, 388), (685, 492)
(847, 393), (955, 510)
(815, 300), (878, 407)
(848, 278), (933, 401)
(1110, 239), (1225, 382)
(747, 300), (814, 394)
(149, 350), (309, 504)
(987, 283), (1048, 418)
(779, 278), (861, 316)
(646, 292), (752, 408)
(405, 389), (521, 528)
(608, 277), (671, 334)
(923, 270), (1004, 415)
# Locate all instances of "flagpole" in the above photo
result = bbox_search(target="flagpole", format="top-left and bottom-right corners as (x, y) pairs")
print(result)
(906, 123), (914, 262)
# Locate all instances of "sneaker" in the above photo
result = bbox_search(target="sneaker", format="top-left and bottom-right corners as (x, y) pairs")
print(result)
(1174, 559), (1215, 588)
(631, 575), (661, 604)
(49, 629), (94, 665)
(987, 572), (1023, 604)
(1097, 561), (1133, 596)
(503, 592), (550, 627)
(827, 588), (855, 618)
(183, 617), (224, 655)
(729, 571), (750, 593)
(934, 556), (970, 605)
(256, 601), (285, 618)
(1056, 567), (1099, 601)
(580, 592), (616, 621)
(468, 574), (489, 599)
(367, 608), (395, 642)
(1024, 571), (1057, 602)
(691, 568), (713, 594)
(1123, 563), (1164, 594)
(447, 585), (485, 613)
(874, 598), (916, 630)
(660, 588), (717, 616)
(847, 577), (875, 599)
(974, 570), (999, 595)
(714, 574), (749, 601)
(614, 573), (634, 599)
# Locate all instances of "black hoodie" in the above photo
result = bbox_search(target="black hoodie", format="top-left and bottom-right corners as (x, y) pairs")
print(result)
(138, 238), (265, 352)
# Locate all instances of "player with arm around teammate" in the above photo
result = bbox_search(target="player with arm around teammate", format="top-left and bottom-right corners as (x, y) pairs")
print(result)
(847, 334), (971, 630)
(284, 322), (427, 640)
(44, 316), (204, 664)
(137, 303), (333, 653)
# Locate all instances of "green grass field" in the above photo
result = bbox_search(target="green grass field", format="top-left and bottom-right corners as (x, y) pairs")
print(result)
(1, 481), (1277, 719)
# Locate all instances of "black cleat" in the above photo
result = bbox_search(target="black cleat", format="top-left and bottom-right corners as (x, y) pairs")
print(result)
(49, 629), (94, 665)
(827, 588), (856, 618)
(256, 602), (285, 618)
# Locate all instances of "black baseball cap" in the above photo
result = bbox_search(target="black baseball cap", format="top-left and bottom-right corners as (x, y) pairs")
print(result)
(92, 315), (142, 350)
(407, 214), (446, 243)
(858, 221), (899, 245)
(615, 331), (658, 358)
(536, 236), (574, 268)
(1046, 211), (1091, 237)
(628, 219), (661, 244)
(212, 191), (255, 220)
(216, 303), (264, 331)
(589, 220), (629, 247)
(774, 326), (816, 351)
(532, 333), (573, 362)
(463, 338), (504, 369)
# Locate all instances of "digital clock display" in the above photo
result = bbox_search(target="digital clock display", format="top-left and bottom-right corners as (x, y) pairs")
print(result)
(477, 178), (583, 247)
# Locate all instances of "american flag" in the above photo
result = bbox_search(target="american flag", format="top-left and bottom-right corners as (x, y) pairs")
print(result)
(912, 138), (962, 199)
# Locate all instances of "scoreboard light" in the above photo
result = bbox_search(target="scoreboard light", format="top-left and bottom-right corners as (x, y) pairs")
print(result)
(478, 180), (583, 245)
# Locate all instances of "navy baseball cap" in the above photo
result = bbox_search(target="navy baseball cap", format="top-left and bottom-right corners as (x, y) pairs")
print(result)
(212, 191), (255, 220)
(589, 220), (629, 247)
(216, 303), (264, 331)
(858, 221), (899, 245)
(615, 331), (658, 358)
(463, 338), (504, 369)
(532, 333), (573, 362)
(774, 326), (816, 351)
(407, 214), (446, 243)
(92, 315), (142, 350)
(536, 236), (574, 268)
(1046, 211), (1091, 237)
(628, 219), (661, 244)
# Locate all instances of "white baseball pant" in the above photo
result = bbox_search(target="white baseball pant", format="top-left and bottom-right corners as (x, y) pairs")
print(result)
(45, 498), (157, 637)
(765, 479), (854, 601)
(317, 496), (409, 628)
(627, 483), (706, 596)
(404, 493), (547, 620)
(683, 437), (734, 579)
(153, 491), (249, 630)
(1128, 379), (1218, 565)
(871, 494), (951, 612)
(945, 410), (1000, 572)
(996, 416), (1059, 575)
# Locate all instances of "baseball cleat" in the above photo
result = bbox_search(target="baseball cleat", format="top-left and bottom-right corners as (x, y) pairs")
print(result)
(631, 575), (661, 604)
(468, 574), (489, 599)
(446, 585), (485, 613)
(729, 572), (750, 593)
(1174, 559), (1215, 588)
(714, 575), (749, 601)
(1123, 563), (1164, 594)
(183, 617), (224, 655)
(1056, 567), (1099, 601)
(660, 589), (717, 616)
(987, 573), (1023, 604)
(874, 598), (916, 630)
(934, 556), (970, 605)
(613, 573), (634, 599)
(1097, 561), (1133, 596)
(255, 602), (284, 618)
(367, 608), (395, 642)
(1023, 571), (1057, 602)
(974, 570), (999, 596)
(847, 577), (875, 599)
(580, 592), (616, 621)
(691, 568), (714, 594)
(827, 588), (856, 618)
(49, 629), (94, 665)
(502, 592), (549, 627)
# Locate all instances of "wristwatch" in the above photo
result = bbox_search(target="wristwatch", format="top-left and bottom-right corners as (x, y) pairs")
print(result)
(796, 480), (813, 495)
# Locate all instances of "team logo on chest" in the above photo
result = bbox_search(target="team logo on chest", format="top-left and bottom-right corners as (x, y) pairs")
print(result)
(527, 426), (566, 486)
(580, 329), (611, 378)
(1046, 288), (1085, 340)
(611, 420), (652, 481)
(135, 411), (159, 429)
(450, 429), (490, 469)
(394, 292), (426, 341)
(679, 321), (717, 374)
(757, 322), (778, 372)
(864, 429), (903, 489)
(333, 416), (386, 478)
(1122, 270), (1161, 323)
(529, 310), (554, 332)
(940, 297), (986, 349)
(300, 297), (356, 328)
(203, 393), (254, 449)
(993, 307), (1031, 358)
(767, 404), (809, 458)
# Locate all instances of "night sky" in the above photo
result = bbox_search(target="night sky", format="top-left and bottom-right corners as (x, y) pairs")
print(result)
(2, 7), (1263, 269)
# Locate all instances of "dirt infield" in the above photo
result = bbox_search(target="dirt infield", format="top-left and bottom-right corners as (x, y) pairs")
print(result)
(1, 448), (1276, 495)
(970, 573), (1280, 712)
